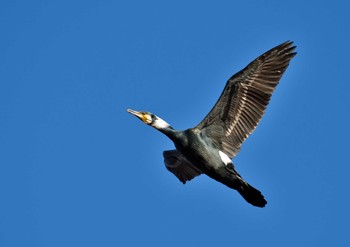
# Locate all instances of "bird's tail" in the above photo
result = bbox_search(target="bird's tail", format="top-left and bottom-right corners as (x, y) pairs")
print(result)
(225, 164), (267, 207)
(237, 181), (267, 208)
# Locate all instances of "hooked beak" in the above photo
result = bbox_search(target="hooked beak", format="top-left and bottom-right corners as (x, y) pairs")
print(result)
(127, 109), (150, 124)
(127, 108), (153, 125)
(127, 109), (143, 119)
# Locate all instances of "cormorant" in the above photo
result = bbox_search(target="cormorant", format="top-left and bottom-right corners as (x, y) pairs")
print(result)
(127, 41), (296, 207)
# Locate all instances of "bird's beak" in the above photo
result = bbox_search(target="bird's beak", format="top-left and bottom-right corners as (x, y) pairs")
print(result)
(127, 109), (143, 119)
(127, 109), (153, 125)
(127, 109), (150, 124)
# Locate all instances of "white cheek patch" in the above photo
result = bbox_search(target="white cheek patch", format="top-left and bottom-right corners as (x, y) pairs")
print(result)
(219, 150), (232, 166)
(152, 118), (170, 129)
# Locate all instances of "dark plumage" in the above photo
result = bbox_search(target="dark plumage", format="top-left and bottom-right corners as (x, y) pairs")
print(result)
(127, 41), (296, 207)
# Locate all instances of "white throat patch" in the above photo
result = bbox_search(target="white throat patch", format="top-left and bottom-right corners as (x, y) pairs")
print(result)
(219, 150), (232, 166)
(152, 117), (170, 129)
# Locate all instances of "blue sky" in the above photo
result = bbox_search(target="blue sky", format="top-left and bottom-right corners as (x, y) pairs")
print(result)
(1, 0), (349, 246)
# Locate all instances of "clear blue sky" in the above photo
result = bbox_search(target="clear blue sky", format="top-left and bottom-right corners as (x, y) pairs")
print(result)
(1, 1), (349, 246)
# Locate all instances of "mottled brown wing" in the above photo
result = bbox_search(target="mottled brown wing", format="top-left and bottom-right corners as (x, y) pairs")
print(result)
(196, 41), (296, 158)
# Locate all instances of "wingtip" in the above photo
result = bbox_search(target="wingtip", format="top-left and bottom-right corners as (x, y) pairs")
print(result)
(278, 40), (297, 51)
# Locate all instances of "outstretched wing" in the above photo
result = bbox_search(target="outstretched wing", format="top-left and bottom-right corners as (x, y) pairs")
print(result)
(195, 41), (296, 158)
(163, 150), (202, 184)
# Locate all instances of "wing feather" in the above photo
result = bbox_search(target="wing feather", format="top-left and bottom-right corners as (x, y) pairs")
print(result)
(196, 41), (296, 158)
(163, 150), (202, 184)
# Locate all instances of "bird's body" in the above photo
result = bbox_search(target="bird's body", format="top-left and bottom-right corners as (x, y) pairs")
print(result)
(127, 41), (296, 207)
(170, 128), (223, 173)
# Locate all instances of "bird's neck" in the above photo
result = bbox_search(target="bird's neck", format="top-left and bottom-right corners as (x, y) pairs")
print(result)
(158, 126), (177, 140)
(151, 117), (177, 141)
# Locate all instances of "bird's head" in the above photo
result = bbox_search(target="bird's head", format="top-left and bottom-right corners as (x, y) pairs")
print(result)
(127, 109), (171, 130)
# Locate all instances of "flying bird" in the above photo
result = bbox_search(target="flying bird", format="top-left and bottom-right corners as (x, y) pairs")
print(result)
(127, 41), (296, 207)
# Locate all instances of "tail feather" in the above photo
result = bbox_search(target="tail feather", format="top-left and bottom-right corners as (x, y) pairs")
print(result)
(237, 182), (267, 208)
(225, 163), (267, 207)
